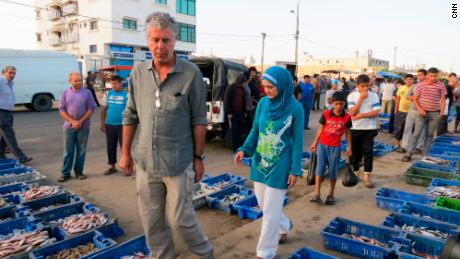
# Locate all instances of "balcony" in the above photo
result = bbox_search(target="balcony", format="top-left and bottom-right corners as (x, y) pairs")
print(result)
(62, 2), (78, 16)
(48, 9), (61, 21)
(65, 31), (79, 43)
(49, 35), (63, 46)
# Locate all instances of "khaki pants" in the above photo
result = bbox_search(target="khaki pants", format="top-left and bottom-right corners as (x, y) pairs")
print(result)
(136, 164), (213, 259)
(381, 100), (394, 114)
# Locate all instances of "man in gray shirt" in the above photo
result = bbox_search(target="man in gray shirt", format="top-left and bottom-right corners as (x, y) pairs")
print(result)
(119, 12), (213, 258)
(0, 66), (32, 163)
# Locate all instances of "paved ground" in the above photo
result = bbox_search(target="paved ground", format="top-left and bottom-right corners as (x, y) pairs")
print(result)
(9, 104), (456, 258)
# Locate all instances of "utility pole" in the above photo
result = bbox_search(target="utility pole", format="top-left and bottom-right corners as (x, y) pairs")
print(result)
(261, 32), (266, 72)
(294, 1), (300, 75)
(393, 46), (397, 70)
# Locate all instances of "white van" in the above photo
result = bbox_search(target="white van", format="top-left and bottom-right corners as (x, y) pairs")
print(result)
(0, 49), (80, 112)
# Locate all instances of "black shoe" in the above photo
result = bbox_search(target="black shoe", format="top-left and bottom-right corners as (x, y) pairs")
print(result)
(103, 168), (117, 175)
(58, 175), (70, 182)
(19, 157), (33, 164)
(325, 196), (336, 205)
(76, 174), (87, 180)
(310, 194), (322, 204)
(402, 156), (411, 162)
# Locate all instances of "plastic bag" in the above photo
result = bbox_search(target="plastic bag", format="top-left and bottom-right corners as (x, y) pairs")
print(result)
(307, 152), (317, 185)
(342, 163), (359, 187)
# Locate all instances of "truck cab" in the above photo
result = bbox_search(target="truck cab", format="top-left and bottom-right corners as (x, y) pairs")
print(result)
(189, 57), (247, 147)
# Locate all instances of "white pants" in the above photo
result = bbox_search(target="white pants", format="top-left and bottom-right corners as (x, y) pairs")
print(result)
(254, 182), (290, 259)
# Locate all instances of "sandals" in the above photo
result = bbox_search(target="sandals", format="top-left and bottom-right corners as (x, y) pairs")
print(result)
(76, 174), (87, 180)
(363, 173), (375, 189)
(310, 194), (322, 204)
(279, 220), (293, 244)
(104, 168), (117, 175)
(325, 196), (335, 205)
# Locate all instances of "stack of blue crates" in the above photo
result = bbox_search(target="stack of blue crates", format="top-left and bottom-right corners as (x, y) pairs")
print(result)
(379, 113), (391, 133)
(428, 135), (460, 165)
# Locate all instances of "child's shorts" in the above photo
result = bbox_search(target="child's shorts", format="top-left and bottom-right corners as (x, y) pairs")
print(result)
(315, 143), (341, 180)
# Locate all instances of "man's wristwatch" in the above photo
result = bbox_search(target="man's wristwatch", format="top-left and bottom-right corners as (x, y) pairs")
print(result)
(194, 154), (205, 161)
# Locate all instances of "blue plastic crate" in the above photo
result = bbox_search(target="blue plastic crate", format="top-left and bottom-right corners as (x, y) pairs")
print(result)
(411, 161), (458, 173)
(0, 162), (20, 171)
(382, 213), (460, 240)
(429, 149), (460, 157)
(379, 113), (392, 119)
(399, 201), (460, 226)
(425, 178), (460, 193)
(0, 158), (18, 164)
(22, 192), (82, 213)
(233, 194), (288, 220)
(434, 135), (460, 144)
(53, 217), (124, 239)
(395, 233), (445, 259)
(33, 201), (99, 222)
(85, 235), (150, 259)
(432, 142), (460, 150)
(0, 216), (42, 236)
(288, 247), (337, 259)
(206, 185), (254, 214)
(375, 188), (434, 212)
(321, 217), (406, 259)
(0, 182), (27, 196)
(0, 205), (30, 222)
(201, 173), (246, 188)
(0, 166), (34, 176)
(2, 193), (21, 205)
(30, 230), (116, 259)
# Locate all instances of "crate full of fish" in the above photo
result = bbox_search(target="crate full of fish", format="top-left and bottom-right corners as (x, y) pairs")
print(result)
(0, 205), (30, 224)
(426, 178), (460, 193)
(33, 201), (99, 223)
(395, 233), (445, 259)
(30, 230), (117, 259)
(0, 171), (46, 187)
(375, 188), (434, 212)
(399, 202), (460, 226)
(0, 227), (61, 259)
(382, 213), (460, 240)
(404, 168), (459, 187)
(411, 162), (458, 175)
(19, 185), (65, 203)
(288, 246), (337, 259)
(434, 196), (460, 212)
(206, 185), (254, 214)
(21, 192), (82, 214)
(233, 194), (288, 220)
(85, 235), (150, 259)
(201, 173), (246, 189)
(320, 217), (406, 259)
(0, 193), (21, 207)
(53, 212), (124, 239)
(0, 216), (43, 237)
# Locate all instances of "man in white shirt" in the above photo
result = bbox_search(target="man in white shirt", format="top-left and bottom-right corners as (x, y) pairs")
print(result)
(325, 79), (338, 109)
(347, 74), (381, 189)
(380, 79), (396, 114)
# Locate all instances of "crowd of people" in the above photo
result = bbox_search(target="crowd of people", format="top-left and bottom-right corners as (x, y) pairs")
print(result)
(1, 11), (460, 259)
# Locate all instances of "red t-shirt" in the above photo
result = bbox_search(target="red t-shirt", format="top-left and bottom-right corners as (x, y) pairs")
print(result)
(319, 110), (352, 147)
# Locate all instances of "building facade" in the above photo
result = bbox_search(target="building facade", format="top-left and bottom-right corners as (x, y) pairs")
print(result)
(34, 0), (196, 73)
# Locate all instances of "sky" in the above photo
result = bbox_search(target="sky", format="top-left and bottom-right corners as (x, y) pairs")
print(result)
(0, 0), (459, 72)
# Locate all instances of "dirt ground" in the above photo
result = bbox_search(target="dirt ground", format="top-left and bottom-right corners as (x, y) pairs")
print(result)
(10, 104), (457, 258)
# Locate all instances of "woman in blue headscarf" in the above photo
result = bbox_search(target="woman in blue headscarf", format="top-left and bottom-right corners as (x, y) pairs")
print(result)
(234, 66), (304, 259)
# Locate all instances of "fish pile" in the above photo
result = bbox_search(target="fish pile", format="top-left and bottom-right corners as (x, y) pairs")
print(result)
(193, 184), (221, 199)
(121, 252), (149, 259)
(420, 157), (451, 165)
(37, 204), (60, 212)
(412, 246), (439, 259)
(60, 213), (108, 234)
(341, 233), (388, 248)
(221, 193), (247, 207)
(0, 231), (55, 257)
(412, 213), (434, 220)
(23, 186), (62, 201)
(395, 224), (448, 239)
(428, 186), (460, 199)
(45, 242), (96, 259)
(0, 197), (9, 208)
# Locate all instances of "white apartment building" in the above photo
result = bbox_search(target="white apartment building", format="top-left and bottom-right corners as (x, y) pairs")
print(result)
(34, 0), (196, 73)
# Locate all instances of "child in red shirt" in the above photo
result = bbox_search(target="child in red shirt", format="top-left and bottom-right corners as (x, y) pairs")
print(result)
(310, 91), (352, 205)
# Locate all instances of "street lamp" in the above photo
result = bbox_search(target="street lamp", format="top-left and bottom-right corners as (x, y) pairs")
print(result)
(290, 1), (300, 76)
(261, 33), (267, 72)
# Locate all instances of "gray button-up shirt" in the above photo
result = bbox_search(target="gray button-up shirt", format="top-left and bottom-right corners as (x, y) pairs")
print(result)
(123, 58), (207, 177)
(0, 77), (15, 111)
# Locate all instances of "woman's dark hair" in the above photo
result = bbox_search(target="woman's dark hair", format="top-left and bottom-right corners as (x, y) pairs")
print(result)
(356, 74), (370, 85)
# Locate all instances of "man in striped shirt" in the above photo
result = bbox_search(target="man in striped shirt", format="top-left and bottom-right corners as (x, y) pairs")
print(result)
(402, 67), (446, 162)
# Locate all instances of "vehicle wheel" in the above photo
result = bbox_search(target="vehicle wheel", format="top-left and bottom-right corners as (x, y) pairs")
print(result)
(32, 94), (53, 112)
(224, 126), (232, 149)
(206, 131), (216, 141)
(24, 103), (34, 110)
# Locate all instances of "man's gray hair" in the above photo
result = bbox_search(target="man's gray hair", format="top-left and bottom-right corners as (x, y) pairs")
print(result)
(145, 12), (177, 37)
(2, 66), (16, 74)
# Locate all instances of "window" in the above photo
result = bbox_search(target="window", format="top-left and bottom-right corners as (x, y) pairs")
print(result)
(176, 0), (195, 16)
(122, 18), (137, 30)
(89, 20), (98, 31)
(155, 0), (167, 4)
(89, 44), (97, 53)
(36, 33), (42, 42)
(177, 23), (195, 43)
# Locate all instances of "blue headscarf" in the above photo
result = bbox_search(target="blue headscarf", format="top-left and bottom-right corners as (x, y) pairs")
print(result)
(262, 66), (298, 120)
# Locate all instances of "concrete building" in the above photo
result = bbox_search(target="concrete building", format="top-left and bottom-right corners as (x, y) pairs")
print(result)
(34, 0), (196, 73)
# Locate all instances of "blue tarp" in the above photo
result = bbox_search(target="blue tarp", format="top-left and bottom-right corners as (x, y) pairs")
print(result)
(377, 71), (402, 79)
